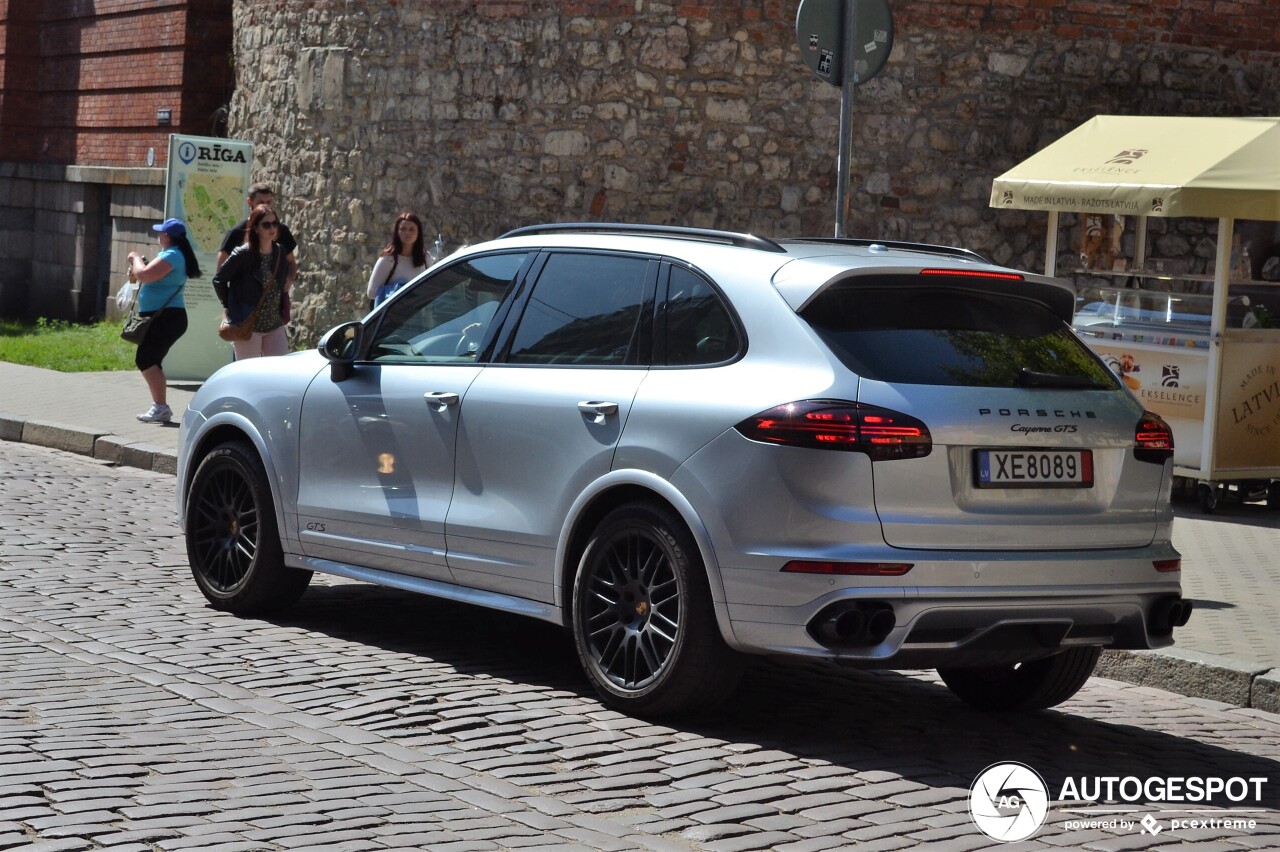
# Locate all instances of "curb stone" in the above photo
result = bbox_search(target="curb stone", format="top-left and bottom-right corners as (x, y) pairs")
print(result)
(2, 417), (176, 476)
(1254, 670), (1280, 715)
(0, 414), (22, 442)
(21, 418), (104, 456)
(122, 441), (177, 474)
(0, 410), (1274, 716)
(92, 434), (130, 465)
(1098, 648), (1275, 712)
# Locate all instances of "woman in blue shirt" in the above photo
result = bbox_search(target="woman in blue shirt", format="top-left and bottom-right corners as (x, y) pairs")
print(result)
(125, 218), (202, 423)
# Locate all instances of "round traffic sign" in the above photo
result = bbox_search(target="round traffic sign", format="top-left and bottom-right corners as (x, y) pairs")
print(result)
(796, 0), (894, 87)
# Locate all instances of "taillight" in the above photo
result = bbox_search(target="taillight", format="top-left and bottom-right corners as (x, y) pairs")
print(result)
(1134, 411), (1174, 464)
(735, 400), (931, 460)
(1153, 559), (1181, 572)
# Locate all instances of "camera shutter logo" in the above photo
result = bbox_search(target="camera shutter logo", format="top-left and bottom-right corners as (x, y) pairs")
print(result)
(970, 762), (1050, 842)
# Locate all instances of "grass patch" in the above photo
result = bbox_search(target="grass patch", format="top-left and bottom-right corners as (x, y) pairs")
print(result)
(0, 317), (136, 372)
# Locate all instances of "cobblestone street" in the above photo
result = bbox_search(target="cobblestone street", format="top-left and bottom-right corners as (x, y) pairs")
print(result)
(2, 441), (1278, 851)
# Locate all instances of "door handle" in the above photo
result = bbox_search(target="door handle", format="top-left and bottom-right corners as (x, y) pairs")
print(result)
(424, 391), (460, 410)
(578, 401), (619, 423)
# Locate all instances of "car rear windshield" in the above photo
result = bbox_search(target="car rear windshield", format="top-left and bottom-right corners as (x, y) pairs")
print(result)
(801, 283), (1120, 389)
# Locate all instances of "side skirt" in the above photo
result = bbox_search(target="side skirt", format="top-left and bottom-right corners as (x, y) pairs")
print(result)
(286, 553), (565, 626)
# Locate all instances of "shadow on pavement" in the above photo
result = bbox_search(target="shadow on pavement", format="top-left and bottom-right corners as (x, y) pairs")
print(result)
(1187, 598), (1237, 610)
(267, 581), (1280, 811)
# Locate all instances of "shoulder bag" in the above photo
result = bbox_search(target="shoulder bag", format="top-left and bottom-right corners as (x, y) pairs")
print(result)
(373, 256), (409, 308)
(121, 281), (182, 345)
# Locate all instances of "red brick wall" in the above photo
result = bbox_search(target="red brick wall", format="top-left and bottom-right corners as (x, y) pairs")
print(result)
(0, 0), (232, 167)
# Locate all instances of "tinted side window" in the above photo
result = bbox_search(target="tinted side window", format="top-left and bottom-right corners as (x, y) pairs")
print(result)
(664, 267), (739, 365)
(368, 253), (527, 364)
(803, 284), (1120, 389)
(507, 253), (649, 365)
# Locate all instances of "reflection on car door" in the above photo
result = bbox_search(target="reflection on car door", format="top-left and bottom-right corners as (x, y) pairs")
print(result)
(446, 251), (656, 603)
(296, 364), (481, 582)
(295, 252), (529, 581)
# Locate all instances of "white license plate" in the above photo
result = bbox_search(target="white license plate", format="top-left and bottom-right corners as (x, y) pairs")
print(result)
(974, 450), (1093, 488)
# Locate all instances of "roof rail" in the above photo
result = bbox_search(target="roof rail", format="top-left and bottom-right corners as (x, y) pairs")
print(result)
(785, 237), (992, 265)
(499, 222), (788, 253)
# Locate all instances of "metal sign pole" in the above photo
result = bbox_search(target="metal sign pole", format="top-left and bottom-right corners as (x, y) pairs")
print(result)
(796, 0), (892, 238)
(835, 0), (858, 238)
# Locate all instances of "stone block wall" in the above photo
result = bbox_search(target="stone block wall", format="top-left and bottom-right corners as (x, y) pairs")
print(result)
(226, 0), (1280, 340)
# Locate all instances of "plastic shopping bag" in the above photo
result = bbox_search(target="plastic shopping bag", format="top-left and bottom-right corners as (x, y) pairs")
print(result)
(115, 280), (139, 312)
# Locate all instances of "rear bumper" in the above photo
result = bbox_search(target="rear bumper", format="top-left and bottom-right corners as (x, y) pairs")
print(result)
(723, 576), (1185, 668)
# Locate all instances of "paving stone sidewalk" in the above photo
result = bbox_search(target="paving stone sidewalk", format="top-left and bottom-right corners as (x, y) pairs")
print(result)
(2, 441), (1277, 852)
(0, 360), (1276, 713)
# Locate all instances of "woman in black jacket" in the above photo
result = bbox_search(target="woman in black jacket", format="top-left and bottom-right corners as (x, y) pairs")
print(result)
(212, 203), (291, 358)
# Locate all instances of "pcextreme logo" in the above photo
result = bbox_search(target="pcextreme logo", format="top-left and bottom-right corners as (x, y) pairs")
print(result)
(968, 763), (1272, 842)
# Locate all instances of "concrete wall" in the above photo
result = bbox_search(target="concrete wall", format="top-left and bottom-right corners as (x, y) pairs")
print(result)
(224, 1), (1280, 342)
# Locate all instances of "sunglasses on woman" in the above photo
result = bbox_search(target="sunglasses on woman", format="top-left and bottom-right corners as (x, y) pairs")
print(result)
(260, 220), (279, 229)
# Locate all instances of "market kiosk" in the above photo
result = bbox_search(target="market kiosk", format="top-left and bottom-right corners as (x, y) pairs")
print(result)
(990, 115), (1280, 511)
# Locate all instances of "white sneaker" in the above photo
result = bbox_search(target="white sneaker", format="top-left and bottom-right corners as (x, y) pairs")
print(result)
(137, 403), (173, 423)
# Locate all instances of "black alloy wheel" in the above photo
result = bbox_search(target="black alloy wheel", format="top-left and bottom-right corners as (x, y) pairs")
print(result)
(185, 441), (310, 613)
(581, 520), (681, 691)
(572, 501), (742, 716)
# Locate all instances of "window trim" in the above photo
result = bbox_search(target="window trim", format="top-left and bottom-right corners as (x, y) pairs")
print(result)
(652, 261), (747, 369)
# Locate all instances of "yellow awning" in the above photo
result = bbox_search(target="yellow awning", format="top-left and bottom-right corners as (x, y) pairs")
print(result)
(990, 115), (1280, 221)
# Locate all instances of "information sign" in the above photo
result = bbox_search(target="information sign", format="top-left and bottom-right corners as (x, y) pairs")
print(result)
(160, 135), (254, 382)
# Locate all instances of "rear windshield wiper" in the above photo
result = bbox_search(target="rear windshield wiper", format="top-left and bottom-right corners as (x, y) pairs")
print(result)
(1014, 368), (1109, 390)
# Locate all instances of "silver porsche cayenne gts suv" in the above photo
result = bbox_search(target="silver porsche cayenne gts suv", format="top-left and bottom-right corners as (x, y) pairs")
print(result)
(177, 223), (1190, 716)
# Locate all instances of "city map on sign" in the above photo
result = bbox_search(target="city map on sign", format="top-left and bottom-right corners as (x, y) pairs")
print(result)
(179, 175), (243, 254)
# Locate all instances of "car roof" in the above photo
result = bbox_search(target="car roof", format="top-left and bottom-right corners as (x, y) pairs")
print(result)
(461, 223), (1074, 322)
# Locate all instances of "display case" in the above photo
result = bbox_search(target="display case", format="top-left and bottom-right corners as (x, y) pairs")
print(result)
(1072, 284), (1214, 350)
(1066, 275), (1280, 502)
(1070, 275), (1277, 343)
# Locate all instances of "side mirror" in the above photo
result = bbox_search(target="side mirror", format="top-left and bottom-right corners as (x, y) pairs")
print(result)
(317, 321), (361, 382)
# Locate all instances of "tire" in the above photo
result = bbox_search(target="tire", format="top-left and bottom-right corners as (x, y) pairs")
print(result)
(571, 501), (743, 717)
(185, 441), (311, 614)
(1196, 483), (1219, 514)
(937, 646), (1101, 712)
